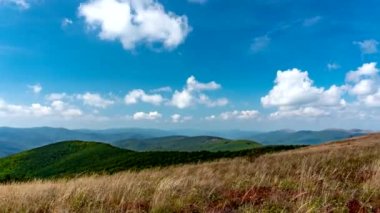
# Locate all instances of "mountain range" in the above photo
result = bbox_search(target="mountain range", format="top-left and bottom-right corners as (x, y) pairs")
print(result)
(114, 136), (261, 152)
(0, 127), (370, 157)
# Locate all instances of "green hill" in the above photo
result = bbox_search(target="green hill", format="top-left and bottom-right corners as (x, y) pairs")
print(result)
(113, 136), (261, 152)
(0, 141), (300, 182)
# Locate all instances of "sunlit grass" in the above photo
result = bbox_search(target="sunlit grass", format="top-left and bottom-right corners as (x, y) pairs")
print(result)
(0, 134), (379, 212)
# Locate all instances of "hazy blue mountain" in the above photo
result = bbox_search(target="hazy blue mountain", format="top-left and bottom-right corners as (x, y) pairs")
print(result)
(168, 129), (262, 139)
(113, 136), (261, 152)
(77, 128), (172, 139)
(251, 129), (369, 145)
(0, 127), (177, 157)
(0, 127), (370, 157)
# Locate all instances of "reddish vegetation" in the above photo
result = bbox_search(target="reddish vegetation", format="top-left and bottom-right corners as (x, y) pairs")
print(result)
(207, 187), (301, 212)
(347, 199), (365, 213)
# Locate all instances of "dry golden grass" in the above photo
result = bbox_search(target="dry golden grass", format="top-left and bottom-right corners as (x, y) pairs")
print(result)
(1, 134), (380, 212)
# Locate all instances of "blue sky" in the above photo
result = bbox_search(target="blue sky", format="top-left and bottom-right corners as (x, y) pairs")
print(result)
(0, 0), (380, 130)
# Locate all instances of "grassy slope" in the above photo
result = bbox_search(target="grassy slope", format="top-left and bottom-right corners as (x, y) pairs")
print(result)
(0, 141), (297, 182)
(0, 134), (379, 212)
(114, 136), (261, 152)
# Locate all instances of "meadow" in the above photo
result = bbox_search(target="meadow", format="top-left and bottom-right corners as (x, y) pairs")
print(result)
(0, 134), (379, 212)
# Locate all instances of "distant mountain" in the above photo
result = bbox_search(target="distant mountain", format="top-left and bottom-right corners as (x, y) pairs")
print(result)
(0, 127), (260, 157)
(0, 127), (370, 157)
(168, 129), (261, 140)
(251, 129), (369, 145)
(113, 136), (261, 152)
(0, 141), (299, 182)
(0, 127), (172, 157)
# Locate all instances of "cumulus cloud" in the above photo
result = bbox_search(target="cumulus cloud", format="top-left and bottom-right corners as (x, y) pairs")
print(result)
(261, 63), (380, 120)
(170, 76), (227, 109)
(77, 92), (114, 108)
(28, 83), (42, 94)
(171, 113), (192, 123)
(171, 89), (193, 109)
(346, 63), (380, 107)
(346, 62), (379, 82)
(269, 107), (329, 119)
(186, 76), (221, 91)
(0, 0), (30, 9)
(261, 68), (346, 119)
(125, 89), (164, 105)
(354, 39), (379, 55)
(46, 93), (70, 101)
(261, 68), (345, 109)
(78, 0), (190, 50)
(0, 99), (28, 116)
(133, 111), (162, 120)
(220, 110), (260, 120)
(0, 99), (83, 118)
(198, 94), (228, 107)
(206, 110), (259, 121)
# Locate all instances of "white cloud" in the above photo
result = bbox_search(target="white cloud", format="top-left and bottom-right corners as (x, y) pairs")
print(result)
(50, 100), (84, 117)
(125, 89), (164, 105)
(269, 107), (329, 119)
(346, 63), (380, 107)
(0, 99), (28, 115)
(0, 0), (30, 9)
(78, 0), (190, 50)
(327, 63), (340, 70)
(205, 110), (259, 121)
(0, 99), (83, 118)
(198, 94), (228, 107)
(261, 68), (347, 119)
(261, 68), (345, 109)
(350, 79), (377, 96)
(133, 111), (162, 120)
(30, 103), (52, 116)
(186, 76), (221, 91)
(170, 76), (227, 109)
(251, 35), (270, 53)
(354, 39), (379, 55)
(62, 18), (73, 27)
(46, 93), (70, 101)
(303, 16), (322, 27)
(77, 92), (114, 108)
(220, 110), (260, 120)
(346, 62), (379, 82)
(362, 91), (380, 107)
(28, 83), (42, 94)
(171, 113), (192, 123)
(61, 108), (83, 117)
(171, 89), (193, 109)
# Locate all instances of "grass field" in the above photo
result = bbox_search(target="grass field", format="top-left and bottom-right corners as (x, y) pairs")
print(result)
(0, 134), (379, 212)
